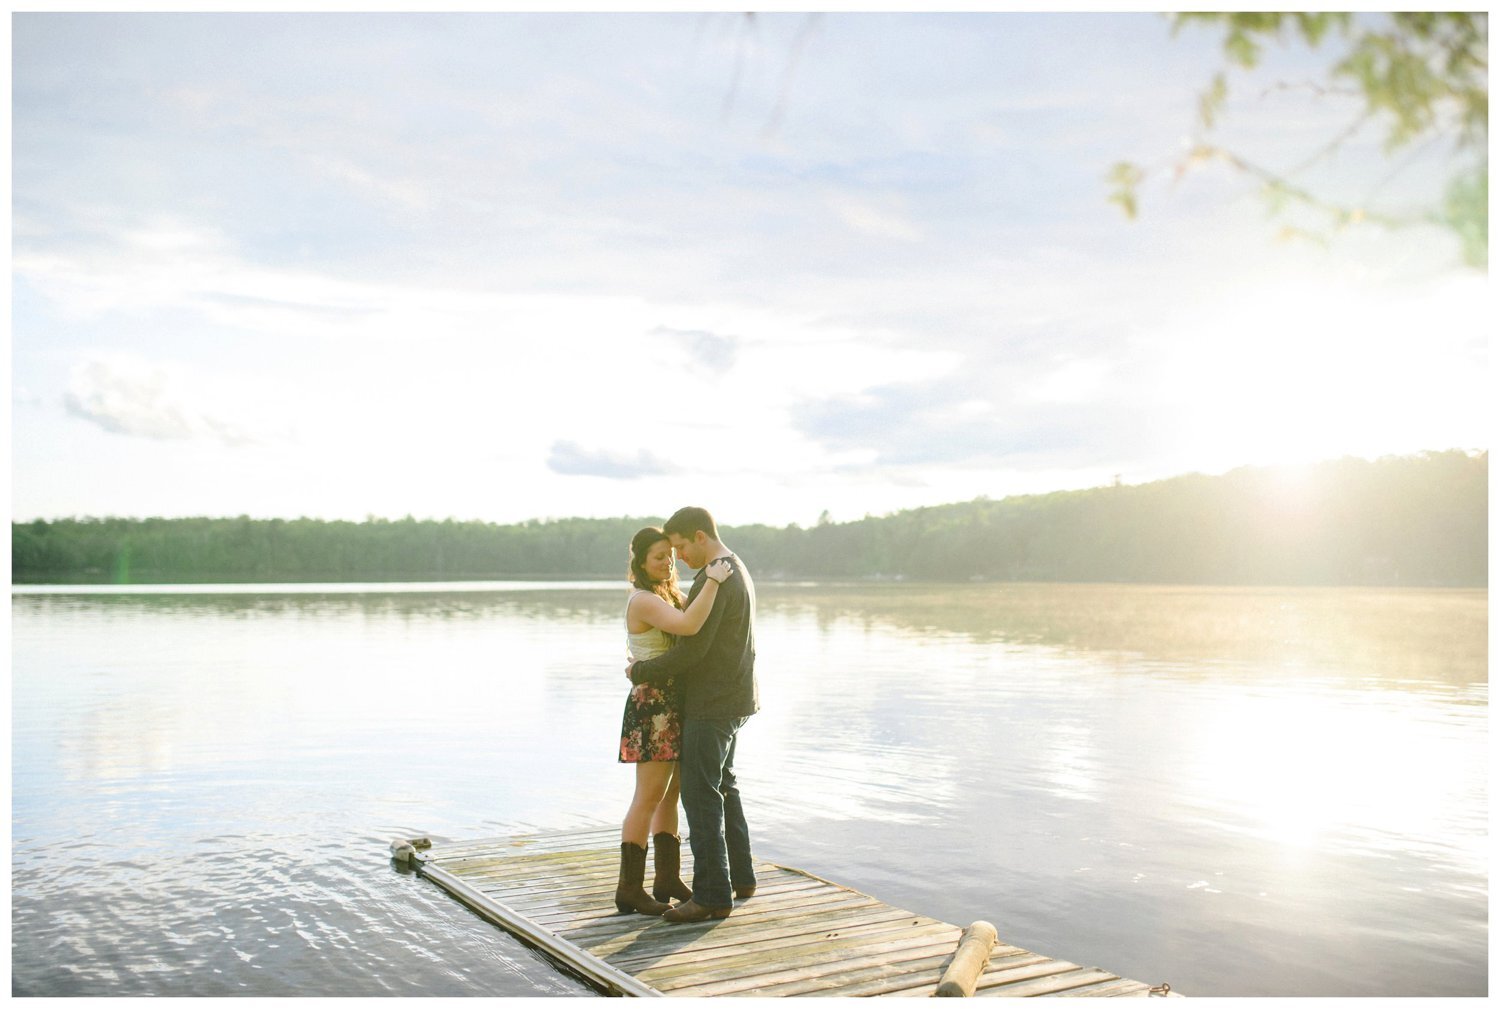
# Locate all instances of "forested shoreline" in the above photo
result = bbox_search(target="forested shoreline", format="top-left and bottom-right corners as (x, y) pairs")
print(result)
(12, 450), (1487, 587)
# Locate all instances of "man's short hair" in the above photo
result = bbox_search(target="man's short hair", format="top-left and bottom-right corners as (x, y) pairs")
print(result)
(663, 506), (719, 542)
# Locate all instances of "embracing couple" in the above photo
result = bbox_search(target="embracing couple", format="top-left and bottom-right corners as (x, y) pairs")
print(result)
(614, 506), (758, 924)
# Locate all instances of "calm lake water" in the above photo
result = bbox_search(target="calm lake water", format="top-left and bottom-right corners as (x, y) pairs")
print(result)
(11, 581), (1488, 996)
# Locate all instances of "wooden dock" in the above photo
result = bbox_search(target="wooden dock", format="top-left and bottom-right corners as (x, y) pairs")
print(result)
(406, 824), (1176, 997)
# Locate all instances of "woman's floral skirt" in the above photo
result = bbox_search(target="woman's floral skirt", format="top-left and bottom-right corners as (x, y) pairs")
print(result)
(618, 679), (682, 763)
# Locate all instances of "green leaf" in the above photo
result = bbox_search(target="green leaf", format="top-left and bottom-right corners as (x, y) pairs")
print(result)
(1198, 73), (1228, 129)
(1108, 161), (1144, 188)
(1293, 12), (1350, 47)
(1224, 29), (1260, 68)
(1441, 164), (1488, 268)
(1106, 161), (1144, 220)
(1263, 180), (1289, 216)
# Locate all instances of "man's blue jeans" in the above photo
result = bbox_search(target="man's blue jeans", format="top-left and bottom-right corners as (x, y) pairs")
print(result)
(679, 716), (754, 909)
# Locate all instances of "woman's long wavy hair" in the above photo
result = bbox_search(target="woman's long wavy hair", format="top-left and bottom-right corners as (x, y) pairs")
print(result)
(628, 526), (684, 608)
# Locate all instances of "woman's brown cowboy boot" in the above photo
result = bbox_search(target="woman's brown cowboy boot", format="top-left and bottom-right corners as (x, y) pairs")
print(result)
(614, 842), (669, 915)
(650, 833), (693, 904)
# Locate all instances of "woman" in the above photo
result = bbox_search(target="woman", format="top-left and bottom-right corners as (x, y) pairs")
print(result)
(614, 526), (733, 915)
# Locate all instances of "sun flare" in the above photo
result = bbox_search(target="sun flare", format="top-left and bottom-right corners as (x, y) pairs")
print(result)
(1158, 273), (1486, 478)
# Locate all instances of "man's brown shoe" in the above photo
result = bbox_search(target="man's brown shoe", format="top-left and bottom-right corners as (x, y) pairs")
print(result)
(734, 885), (757, 898)
(662, 899), (732, 923)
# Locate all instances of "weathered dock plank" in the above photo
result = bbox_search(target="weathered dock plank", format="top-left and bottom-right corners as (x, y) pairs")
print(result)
(407, 825), (1178, 997)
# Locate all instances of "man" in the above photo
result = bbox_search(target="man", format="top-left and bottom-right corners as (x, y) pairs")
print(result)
(626, 506), (758, 923)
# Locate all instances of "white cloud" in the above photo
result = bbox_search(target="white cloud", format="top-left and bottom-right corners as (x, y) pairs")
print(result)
(547, 441), (681, 480)
(1026, 357), (1113, 405)
(63, 357), (257, 446)
(651, 326), (740, 375)
(303, 153), (435, 212)
(826, 192), (922, 241)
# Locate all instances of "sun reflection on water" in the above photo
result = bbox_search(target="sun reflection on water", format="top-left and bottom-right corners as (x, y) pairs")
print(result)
(1179, 684), (1487, 865)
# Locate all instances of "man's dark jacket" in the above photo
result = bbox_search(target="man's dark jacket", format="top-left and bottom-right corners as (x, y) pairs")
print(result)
(631, 553), (758, 719)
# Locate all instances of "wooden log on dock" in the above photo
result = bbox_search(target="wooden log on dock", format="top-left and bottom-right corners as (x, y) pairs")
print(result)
(936, 920), (999, 996)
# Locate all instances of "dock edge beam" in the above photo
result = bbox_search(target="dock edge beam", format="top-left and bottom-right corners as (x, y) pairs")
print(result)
(416, 858), (662, 997)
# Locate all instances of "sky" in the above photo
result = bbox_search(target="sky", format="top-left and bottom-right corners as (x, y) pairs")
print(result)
(10, 11), (1490, 528)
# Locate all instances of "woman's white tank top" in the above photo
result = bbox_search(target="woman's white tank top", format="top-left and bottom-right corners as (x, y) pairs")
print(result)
(626, 590), (673, 662)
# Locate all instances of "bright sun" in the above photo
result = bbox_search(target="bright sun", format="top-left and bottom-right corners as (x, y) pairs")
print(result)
(1159, 273), (1486, 476)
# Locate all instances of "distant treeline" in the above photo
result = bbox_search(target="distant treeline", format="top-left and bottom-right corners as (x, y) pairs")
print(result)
(12, 450), (1487, 587)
